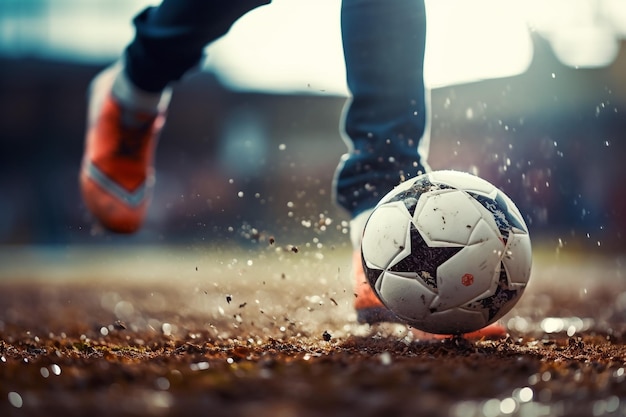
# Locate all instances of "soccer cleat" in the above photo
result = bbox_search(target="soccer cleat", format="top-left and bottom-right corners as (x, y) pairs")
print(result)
(79, 64), (170, 233)
(351, 209), (394, 322)
(353, 249), (400, 324)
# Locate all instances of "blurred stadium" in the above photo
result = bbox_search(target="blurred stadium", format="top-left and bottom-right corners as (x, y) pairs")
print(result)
(0, 0), (624, 250)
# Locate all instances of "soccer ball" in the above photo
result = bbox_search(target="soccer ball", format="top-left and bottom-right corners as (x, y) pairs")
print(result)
(361, 170), (532, 334)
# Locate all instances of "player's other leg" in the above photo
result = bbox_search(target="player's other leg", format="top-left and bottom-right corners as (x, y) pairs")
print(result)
(337, 0), (504, 339)
(80, 61), (170, 233)
(336, 0), (429, 323)
(80, 0), (269, 233)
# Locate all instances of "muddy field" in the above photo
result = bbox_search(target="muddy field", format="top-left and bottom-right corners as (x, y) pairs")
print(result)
(1, 244), (625, 417)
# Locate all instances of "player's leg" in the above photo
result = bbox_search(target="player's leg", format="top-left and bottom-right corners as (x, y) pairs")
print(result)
(80, 0), (270, 233)
(338, 0), (507, 339)
(335, 0), (430, 218)
(335, 0), (429, 323)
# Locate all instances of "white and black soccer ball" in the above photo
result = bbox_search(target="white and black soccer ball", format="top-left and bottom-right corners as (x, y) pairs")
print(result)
(361, 170), (532, 334)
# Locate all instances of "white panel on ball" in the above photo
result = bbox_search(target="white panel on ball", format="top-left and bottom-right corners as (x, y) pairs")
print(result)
(414, 189), (482, 247)
(428, 170), (497, 198)
(376, 271), (437, 321)
(419, 307), (488, 335)
(430, 222), (503, 311)
(503, 231), (533, 284)
(378, 179), (421, 206)
(361, 201), (412, 271)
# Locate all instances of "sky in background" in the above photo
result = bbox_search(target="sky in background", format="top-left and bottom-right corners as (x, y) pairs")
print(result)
(0, 0), (624, 93)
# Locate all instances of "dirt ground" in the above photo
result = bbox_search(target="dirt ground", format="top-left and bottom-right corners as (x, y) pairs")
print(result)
(1, 243), (626, 417)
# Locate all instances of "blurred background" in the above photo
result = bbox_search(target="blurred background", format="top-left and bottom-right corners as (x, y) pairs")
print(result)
(0, 0), (625, 252)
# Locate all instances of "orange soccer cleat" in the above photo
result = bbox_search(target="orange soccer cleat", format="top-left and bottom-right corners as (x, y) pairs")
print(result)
(353, 249), (400, 324)
(79, 63), (170, 233)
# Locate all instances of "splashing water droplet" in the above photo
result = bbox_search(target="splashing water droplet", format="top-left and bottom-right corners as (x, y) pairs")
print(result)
(155, 377), (171, 390)
(499, 397), (517, 414)
(8, 392), (22, 408)
(51, 364), (61, 376)
(190, 362), (210, 371)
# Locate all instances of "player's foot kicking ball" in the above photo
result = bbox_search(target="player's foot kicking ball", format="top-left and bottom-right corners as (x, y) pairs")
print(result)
(80, 62), (171, 233)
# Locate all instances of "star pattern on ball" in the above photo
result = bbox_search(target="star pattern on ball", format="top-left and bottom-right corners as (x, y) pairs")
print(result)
(388, 223), (462, 292)
(470, 191), (526, 243)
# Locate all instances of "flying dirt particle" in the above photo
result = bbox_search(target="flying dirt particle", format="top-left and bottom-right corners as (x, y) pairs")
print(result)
(250, 229), (261, 241)
(195, 267), (198, 271)
(239, 302), (247, 309)
(322, 331), (332, 342)
(226, 295), (233, 304)
(269, 236), (275, 245)
(113, 320), (126, 330)
(291, 246), (299, 254)
(330, 298), (338, 306)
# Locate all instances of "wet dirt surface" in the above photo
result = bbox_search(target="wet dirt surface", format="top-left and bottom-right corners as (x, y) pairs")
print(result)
(1, 245), (626, 417)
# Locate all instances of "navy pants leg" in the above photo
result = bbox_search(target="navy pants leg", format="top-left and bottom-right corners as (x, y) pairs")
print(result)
(125, 0), (270, 92)
(335, 0), (429, 217)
